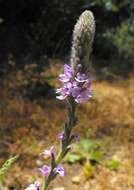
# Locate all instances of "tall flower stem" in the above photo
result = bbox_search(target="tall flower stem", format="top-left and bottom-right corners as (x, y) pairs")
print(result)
(25, 10), (95, 190)
(43, 98), (76, 190)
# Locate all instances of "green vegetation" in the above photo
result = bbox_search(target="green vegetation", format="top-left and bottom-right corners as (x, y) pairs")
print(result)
(0, 155), (19, 180)
(65, 139), (103, 179)
(65, 138), (104, 164)
(105, 159), (120, 171)
(65, 138), (120, 179)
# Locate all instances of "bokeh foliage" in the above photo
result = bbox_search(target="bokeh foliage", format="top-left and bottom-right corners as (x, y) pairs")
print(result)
(0, 0), (133, 72)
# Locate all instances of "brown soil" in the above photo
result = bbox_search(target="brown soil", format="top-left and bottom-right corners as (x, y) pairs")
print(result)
(0, 64), (134, 190)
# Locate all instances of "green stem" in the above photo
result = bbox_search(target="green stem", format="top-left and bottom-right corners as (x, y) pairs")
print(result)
(43, 98), (76, 190)
(44, 185), (48, 190)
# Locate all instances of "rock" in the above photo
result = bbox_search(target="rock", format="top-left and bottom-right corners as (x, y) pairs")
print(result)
(84, 182), (90, 190)
(53, 187), (65, 190)
(72, 175), (81, 184)
(36, 159), (43, 166)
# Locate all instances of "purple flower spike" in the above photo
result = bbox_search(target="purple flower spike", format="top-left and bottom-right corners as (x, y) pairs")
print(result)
(39, 165), (51, 177)
(25, 181), (40, 190)
(54, 164), (65, 177)
(42, 146), (55, 158)
(56, 64), (92, 103)
(58, 132), (65, 141)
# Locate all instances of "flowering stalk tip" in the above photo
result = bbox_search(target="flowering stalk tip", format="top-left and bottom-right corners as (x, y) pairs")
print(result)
(71, 10), (95, 72)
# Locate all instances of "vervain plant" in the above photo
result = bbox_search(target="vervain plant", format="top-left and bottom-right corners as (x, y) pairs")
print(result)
(25, 10), (95, 190)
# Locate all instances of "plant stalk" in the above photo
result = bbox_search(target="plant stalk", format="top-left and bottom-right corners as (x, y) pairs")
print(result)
(43, 98), (76, 190)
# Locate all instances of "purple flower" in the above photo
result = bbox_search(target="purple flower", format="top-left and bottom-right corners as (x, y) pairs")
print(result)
(39, 165), (51, 177)
(58, 132), (65, 141)
(59, 64), (73, 82)
(54, 164), (65, 177)
(25, 181), (40, 190)
(71, 86), (81, 98)
(39, 164), (65, 178)
(56, 82), (73, 100)
(42, 146), (55, 158)
(71, 79), (92, 103)
(74, 88), (92, 103)
(56, 64), (92, 103)
(75, 72), (89, 82)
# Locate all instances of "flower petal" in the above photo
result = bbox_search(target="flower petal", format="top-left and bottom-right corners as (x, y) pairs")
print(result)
(54, 165), (65, 177)
(39, 165), (51, 177)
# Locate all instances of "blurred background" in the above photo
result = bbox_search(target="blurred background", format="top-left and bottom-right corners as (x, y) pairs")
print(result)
(0, 0), (134, 74)
(0, 1), (134, 190)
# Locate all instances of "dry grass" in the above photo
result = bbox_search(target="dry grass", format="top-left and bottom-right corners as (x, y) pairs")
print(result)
(0, 63), (134, 189)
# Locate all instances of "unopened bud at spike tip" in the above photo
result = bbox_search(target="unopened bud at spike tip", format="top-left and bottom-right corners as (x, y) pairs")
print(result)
(71, 10), (95, 72)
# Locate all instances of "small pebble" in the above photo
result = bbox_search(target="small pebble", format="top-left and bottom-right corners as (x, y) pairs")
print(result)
(53, 187), (65, 190)
(72, 175), (81, 184)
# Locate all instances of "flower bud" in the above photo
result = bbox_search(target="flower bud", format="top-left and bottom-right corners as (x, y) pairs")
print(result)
(71, 10), (95, 73)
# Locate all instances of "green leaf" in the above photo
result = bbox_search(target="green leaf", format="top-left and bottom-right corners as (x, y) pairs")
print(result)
(79, 139), (101, 152)
(106, 160), (120, 170)
(65, 139), (104, 165)
(90, 151), (104, 162)
(65, 154), (83, 163)
(112, 4), (119, 12)
(0, 155), (19, 180)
